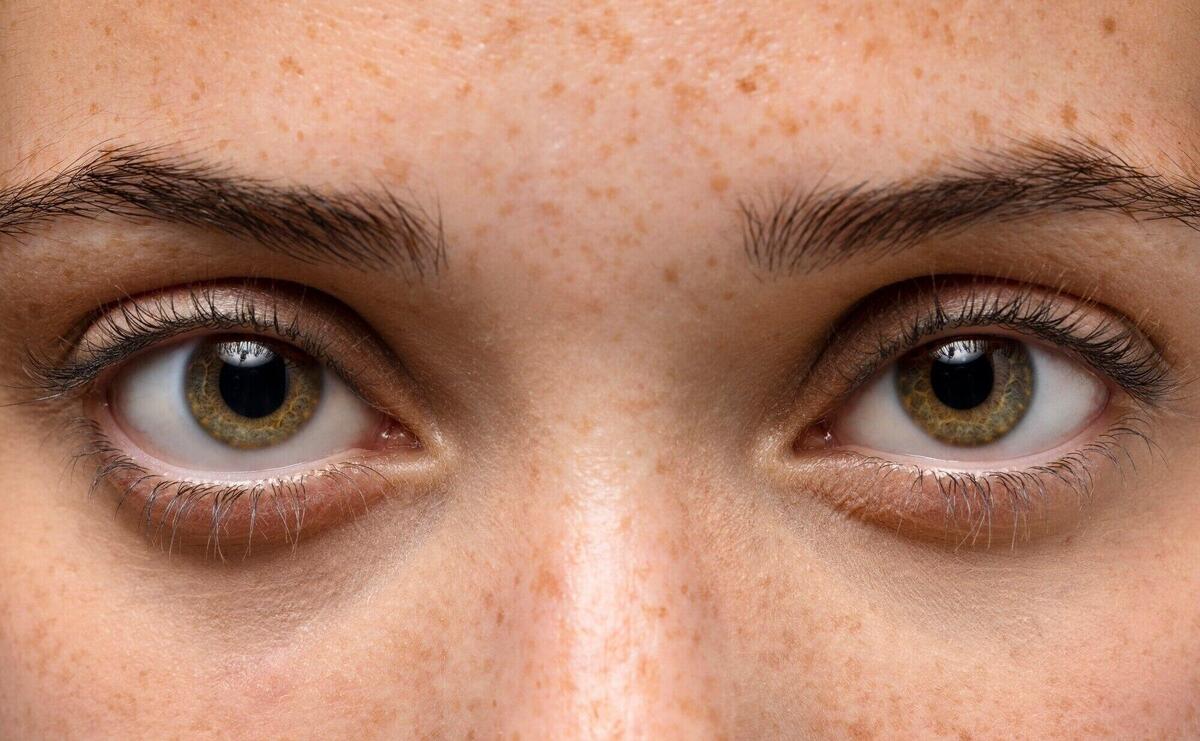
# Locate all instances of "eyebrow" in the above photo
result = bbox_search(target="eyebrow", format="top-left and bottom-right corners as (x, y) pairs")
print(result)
(0, 144), (445, 276)
(741, 139), (1200, 274)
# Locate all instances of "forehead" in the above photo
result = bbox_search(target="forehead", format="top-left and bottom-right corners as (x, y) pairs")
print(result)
(2, 1), (1197, 262)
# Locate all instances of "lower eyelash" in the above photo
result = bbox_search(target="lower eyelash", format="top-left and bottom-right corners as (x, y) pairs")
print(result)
(802, 413), (1159, 549)
(68, 418), (390, 560)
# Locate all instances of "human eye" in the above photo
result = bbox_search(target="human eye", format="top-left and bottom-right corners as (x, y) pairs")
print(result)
(29, 282), (432, 557)
(782, 278), (1179, 547)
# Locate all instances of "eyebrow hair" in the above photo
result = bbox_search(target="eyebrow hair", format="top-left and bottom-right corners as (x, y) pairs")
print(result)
(0, 144), (446, 276)
(741, 139), (1200, 274)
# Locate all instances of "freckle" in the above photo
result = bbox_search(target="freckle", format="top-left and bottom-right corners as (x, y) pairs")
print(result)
(721, 290), (734, 301)
(942, 23), (956, 46)
(705, 256), (718, 269)
(709, 174), (730, 194)
(544, 80), (565, 97)
(736, 76), (757, 94)
(305, 24), (318, 39)
(1061, 103), (1078, 126)
(278, 56), (303, 75)
(87, 102), (100, 114)
(447, 30), (464, 49)
(186, 17), (199, 28)
(361, 61), (382, 78)
(661, 266), (680, 285)
(861, 37), (888, 62)
(912, 66), (924, 79)
(969, 110), (990, 137)
(1102, 16), (1117, 34)
(1119, 111), (1133, 127)
(103, 24), (112, 36)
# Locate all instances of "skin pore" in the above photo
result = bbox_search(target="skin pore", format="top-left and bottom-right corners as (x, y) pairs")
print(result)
(2, 0), (1200, 737)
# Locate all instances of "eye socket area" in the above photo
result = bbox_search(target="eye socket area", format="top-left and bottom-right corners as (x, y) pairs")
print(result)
(826, 333), (1110, 465)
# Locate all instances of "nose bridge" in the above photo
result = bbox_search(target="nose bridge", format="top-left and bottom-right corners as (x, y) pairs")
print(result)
(501, 430), (721, 736)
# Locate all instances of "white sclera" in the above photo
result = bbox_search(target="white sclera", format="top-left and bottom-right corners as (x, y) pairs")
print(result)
(834, 341), (1109, 465)
(110, 338), (381, 474)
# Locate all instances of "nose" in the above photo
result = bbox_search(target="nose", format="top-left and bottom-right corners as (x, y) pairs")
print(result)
(497, 437), (725, 737)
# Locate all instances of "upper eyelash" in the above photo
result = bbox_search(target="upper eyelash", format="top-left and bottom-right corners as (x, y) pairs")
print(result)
(842, 283), (1180, 407)
(21, 284), (342, 403)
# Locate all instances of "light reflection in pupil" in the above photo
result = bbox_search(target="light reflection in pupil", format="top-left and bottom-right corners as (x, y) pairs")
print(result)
(930, 343), (995, 410)
(216, 344), (288, 419)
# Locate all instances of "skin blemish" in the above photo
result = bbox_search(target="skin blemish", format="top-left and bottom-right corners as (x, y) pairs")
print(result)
(970, 111), (990, 138)
(861, 37), (889, 62)
(736, 77), (757, 94)
(1061, 103), (1078, 127)
(1102, 16), (1117, 35)
(278, 56), (303, 75)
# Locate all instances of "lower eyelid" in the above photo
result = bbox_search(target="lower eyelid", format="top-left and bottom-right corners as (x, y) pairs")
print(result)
(76, 423), (436, 555)
(781, 412), (1154, 547)
(80, 376), (432, 553)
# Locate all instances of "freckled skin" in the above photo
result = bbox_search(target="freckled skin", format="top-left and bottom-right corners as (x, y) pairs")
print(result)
(2, 1), (1200, 739)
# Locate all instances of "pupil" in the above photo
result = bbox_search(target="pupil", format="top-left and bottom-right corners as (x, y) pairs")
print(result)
(930, 346), (995, 410)
(217, 348), (289, 419)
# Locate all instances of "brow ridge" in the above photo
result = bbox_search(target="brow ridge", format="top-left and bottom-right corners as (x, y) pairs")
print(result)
(741, 139), (1200, 274)
(0, 144), (446, 276)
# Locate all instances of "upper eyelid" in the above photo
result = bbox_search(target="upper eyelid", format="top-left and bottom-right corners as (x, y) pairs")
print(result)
(22, 283), (376, 405)
(783, 281), (1179, 436)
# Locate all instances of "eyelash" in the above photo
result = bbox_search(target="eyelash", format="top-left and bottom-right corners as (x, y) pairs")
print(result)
(798, 281), (1181, 547)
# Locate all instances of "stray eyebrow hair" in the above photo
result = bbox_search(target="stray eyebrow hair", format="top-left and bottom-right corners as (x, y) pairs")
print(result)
(0, 144), (445, 276)
(741, 139), (1200, 274)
